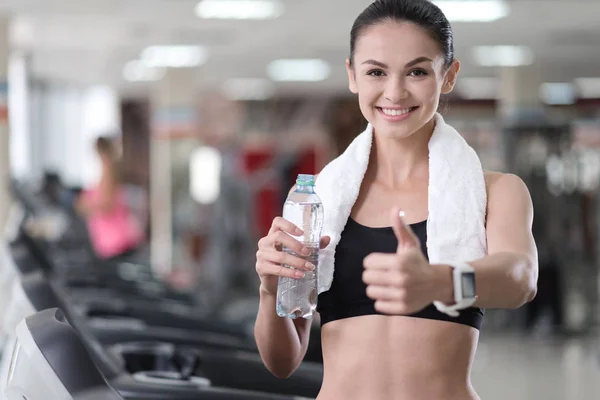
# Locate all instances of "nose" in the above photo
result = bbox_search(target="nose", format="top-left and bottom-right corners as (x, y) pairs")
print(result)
(384, 76), (409, 103)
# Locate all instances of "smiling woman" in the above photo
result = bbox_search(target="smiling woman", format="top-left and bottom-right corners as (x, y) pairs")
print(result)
(346, 0), (458, 141)
(253, 1), (538, 399)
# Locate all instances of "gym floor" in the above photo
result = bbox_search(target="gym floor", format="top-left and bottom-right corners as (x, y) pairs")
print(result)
(472, 334), (600, 399)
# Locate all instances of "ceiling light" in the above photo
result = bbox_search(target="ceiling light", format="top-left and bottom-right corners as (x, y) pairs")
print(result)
(472, 45), (534, 67)
(432, 0), (509, 22)
(190, 146), (222, 204)
(574, 78), (600, 99)
(540, 82), (577, 105)
(140, 46), (208, 68)
(195, 0), (283, 20)
(456, 77), (498, 99)
(267, 59), (330, 82)
(222, 78), (275, 100)
(123, 60), (166, 82)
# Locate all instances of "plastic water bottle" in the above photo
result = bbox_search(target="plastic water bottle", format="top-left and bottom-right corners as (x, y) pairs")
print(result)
(276, 174), (324, 319)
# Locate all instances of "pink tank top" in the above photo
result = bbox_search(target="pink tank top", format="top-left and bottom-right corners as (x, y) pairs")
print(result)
(83, 187), (143, 259)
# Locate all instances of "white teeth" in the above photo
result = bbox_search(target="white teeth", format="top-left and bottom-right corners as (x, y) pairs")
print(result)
(381, 107), (412, 116)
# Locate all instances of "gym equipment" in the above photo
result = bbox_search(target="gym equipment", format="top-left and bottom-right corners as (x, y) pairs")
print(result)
(3, 309), (108, 400)
(5, 309), (318, 400)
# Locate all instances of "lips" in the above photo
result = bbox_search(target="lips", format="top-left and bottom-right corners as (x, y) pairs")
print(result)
(379, 107), (416, 116)
(376, 106), (419, 121)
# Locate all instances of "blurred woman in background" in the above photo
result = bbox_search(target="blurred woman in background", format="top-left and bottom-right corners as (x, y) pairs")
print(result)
(76, 136), (143, 259)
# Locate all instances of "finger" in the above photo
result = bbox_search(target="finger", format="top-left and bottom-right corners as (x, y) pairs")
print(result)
(362, 269), (391, 286)
(363, 253), (398, 270)
(319, 236), (331, 249)
(366, 285), (403, 301)
(268, 216), (303, 236)
(391, 208), (420, 251)
(258, 249), (316, 271)
(273, 231), (309, 255)
(257, 261), (306, 279)
(262, 231), (309, 255)
(374, 300), (409, 315)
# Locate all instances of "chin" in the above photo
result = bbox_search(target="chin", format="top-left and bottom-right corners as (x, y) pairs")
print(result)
(369, 115), (424, 140)
(371, 123), (415, 139)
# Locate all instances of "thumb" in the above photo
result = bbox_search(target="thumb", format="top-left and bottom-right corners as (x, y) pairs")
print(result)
(320, 235), (331, 249)
(391, 208), (420, 251)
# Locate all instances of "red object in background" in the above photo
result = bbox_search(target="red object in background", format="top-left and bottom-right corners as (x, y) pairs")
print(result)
(240, 146), (319, 238)
(0, 106), (8, 123)
(241, 147), (280, 237)
(291, 147), (317, 179)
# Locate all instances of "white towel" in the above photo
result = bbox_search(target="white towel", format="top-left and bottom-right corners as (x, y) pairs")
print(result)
(315, 113), (487, 294)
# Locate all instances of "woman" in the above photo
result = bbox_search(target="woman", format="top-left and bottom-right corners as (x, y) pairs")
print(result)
(77, 137), (143, 259)
(254, 1), (538, 399)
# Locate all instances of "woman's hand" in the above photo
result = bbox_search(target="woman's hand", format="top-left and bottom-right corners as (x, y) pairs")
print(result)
(362, 208), (448, 315)
(256, 217), (331, 295)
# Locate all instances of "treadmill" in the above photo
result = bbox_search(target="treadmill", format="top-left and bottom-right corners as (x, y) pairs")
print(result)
(5, 181), (325, 398)
(4, 309), (317, 400)
(9, 272), (323, 399)
(9, 184), (255, 347)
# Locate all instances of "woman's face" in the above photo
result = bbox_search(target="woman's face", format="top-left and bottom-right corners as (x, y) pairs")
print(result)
(347, 21), (460, 140)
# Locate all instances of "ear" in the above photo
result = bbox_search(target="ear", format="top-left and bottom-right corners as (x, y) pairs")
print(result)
(346, 59), (358, 94)
(441, 59), (460, 95)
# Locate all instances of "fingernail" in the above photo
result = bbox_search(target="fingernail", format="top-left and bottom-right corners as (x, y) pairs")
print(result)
(305, 262), (316, 271)
(295, 227), (303, 235)
(301, 247), (311, 256)
(295, 271), (305, 278)
(399, 210), (406, 220)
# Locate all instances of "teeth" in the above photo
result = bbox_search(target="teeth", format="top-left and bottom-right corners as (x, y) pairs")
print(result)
(381, 108), (412, 116)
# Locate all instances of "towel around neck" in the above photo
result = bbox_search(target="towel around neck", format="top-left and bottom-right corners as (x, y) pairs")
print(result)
(314, 113), (488, 295)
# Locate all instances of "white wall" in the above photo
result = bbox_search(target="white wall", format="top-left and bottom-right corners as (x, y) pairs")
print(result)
(80, 85), (121, 186)
(8, 52), (30, 180)
(23, 82), (120, 187)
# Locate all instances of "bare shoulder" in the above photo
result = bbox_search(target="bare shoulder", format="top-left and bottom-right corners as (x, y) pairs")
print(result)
(483, 170), (504, 189)
(484, 171), (533, 225)
(484, 171), (530, 197)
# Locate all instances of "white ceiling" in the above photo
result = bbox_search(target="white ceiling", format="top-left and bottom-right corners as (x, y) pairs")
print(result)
(3, 0), (600, 97)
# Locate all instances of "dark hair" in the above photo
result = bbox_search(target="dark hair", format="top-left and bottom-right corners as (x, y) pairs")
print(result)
(95, 136), (122, 182)
(349, 0), (454, 69)
(95, 136), (117, 158)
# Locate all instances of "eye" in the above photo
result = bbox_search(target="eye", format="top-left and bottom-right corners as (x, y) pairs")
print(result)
(367, 69), (385, 77)
(408, 69), (428, 77)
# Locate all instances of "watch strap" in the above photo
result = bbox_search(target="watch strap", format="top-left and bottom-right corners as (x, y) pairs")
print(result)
(433, 262), (477, 317)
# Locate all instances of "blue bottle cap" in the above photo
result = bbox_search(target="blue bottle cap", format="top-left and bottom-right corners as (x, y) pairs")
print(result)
(296, 174), (315, 186)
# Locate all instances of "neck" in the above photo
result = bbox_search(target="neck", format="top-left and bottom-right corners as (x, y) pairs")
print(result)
(100, 158), (117, 179)
(368, 117), (435, 188)
(101, 158), (112, 171)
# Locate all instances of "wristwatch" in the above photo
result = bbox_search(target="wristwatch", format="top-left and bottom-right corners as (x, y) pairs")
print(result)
(433, 262), (477, 317)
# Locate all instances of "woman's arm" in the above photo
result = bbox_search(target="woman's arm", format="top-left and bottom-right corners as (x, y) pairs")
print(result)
(363, 173), (538, 315)
(433, 173), (538, 309)
(254, 182), (322, 378)
(254, 286), (312, 378)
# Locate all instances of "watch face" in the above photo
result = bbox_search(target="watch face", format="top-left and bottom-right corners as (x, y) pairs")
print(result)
(461, 272), (476, 298)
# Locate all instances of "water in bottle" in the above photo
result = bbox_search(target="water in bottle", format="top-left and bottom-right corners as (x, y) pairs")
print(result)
(276, 174), (324, 319)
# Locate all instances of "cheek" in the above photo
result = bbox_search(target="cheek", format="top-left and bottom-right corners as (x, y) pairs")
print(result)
(355, 84), (371, 101)
(412, 79), (443, 103)
(356, 79), (382, 102)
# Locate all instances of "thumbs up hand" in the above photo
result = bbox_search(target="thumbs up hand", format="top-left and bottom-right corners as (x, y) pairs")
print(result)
(362, 208), (449, 315)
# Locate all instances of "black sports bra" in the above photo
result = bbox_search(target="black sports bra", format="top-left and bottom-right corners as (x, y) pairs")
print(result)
(317, 217), (483, 330)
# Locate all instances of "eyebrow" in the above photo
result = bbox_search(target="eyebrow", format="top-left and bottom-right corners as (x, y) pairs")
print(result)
(361, 56), (434, 68)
